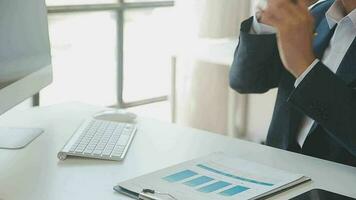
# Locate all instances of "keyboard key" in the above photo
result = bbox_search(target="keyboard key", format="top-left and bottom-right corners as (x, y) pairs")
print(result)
(84, 148), (94, 155)
(112, 149), (124, 157)
(102, 149), (113, 156)
(93, 149), (102, 155)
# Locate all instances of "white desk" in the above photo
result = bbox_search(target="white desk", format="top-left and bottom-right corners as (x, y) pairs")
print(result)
(0, 103), (355, 200)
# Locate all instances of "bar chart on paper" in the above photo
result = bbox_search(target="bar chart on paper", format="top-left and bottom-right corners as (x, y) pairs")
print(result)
(161, 162), (275, 199)
(116, 153), (309, 200)
(163, 168), (251, 196)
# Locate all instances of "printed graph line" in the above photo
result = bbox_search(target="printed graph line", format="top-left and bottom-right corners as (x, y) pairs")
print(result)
(196, 164), (274, 186)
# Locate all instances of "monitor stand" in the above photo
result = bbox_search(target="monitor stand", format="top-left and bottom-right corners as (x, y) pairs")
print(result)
(0, 128), (43, 149)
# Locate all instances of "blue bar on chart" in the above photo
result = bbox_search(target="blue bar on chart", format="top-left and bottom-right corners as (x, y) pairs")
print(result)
(184, 176), (214, 187)
(219, 185), (250, 196)
(163, 170), (198, 182)
(198, 181), (231, 193)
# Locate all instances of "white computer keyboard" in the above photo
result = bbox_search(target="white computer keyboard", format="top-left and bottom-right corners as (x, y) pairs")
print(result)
(57, 119), (136, 161)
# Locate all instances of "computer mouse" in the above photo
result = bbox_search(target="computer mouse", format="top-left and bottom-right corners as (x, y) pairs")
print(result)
(93, 110), (137, 123)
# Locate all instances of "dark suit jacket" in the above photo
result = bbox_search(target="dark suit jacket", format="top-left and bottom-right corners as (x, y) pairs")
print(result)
(230, 0), (356, 167)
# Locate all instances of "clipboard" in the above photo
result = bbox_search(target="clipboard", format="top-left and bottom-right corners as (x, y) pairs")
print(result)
(113, 152), (310, 200)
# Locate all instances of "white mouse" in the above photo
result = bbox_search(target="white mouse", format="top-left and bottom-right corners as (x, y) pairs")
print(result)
(93, 110), (137, 123)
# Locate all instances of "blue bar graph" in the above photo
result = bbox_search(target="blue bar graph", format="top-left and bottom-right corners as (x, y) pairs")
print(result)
(163, 170), (198, 182)
(162, 167), (256, 197)
(198, 181), (232, 193)
(184, 176), (214, 187)
(219, 185), (249, 196)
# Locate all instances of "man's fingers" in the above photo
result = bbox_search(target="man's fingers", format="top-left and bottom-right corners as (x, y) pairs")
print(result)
(260, 10), (279, 26)
(270, 1), (300, 20)
(297, 0), (310, 10)
(258, 0), (314, 29)
(263, 0), (313, 27)
(262, 0), (298, 26)
(268, 0), (293, 9)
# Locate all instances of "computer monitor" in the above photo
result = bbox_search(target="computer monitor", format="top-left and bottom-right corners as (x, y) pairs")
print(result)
(0, 0), (53, 149)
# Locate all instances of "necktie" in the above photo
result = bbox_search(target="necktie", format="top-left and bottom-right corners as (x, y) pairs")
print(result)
(313, 24), (337, 59)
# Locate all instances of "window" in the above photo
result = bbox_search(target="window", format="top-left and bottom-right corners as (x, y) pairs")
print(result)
(42, 0), (175, 108)
(123, 8), (173, 103)
(42, 11), (118, 106)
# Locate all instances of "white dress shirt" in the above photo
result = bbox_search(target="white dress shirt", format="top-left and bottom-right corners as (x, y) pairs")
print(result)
(250, 0), (356, 146)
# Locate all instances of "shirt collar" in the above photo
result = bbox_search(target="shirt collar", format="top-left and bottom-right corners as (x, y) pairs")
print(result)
(325, 0), (356, 28)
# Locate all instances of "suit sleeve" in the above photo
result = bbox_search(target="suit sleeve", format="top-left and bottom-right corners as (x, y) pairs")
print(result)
(229, 17), (284, 94)
(288, 62), (356, 157)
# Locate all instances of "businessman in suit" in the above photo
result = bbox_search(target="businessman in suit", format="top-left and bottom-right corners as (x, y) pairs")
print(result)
(230, 0), (356, 167)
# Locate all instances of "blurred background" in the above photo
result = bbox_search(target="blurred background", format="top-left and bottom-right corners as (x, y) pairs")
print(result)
(22, 0), (278, 144)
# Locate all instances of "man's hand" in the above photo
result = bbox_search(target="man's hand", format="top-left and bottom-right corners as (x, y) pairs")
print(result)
(258, 0), (317, 78)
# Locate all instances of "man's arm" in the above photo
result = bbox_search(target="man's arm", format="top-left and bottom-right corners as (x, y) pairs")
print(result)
(256, 0), (356, 155)
(229, 17), (284, 94)
(288, 62), (356, 156)
(229, 0), (327, 94)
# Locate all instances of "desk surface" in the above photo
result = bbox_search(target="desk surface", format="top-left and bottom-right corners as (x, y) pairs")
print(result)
(0, 103), (355, 200)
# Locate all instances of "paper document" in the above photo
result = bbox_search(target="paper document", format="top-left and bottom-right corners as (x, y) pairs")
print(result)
(115, 152), (310, 200)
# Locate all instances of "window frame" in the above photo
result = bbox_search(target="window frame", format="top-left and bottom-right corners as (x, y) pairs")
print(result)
(37, 0), (174, 108)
